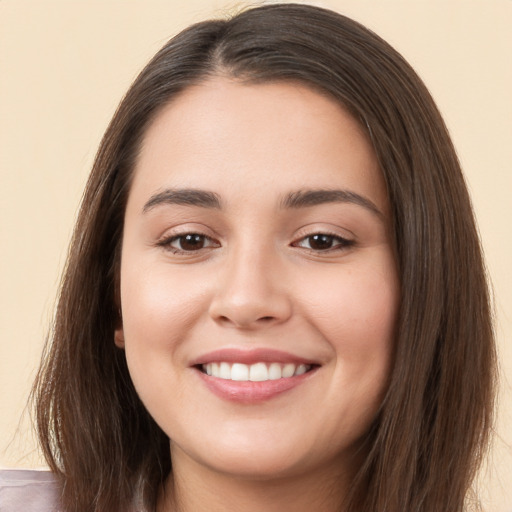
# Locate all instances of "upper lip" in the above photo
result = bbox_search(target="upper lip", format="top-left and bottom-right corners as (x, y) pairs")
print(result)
(189, 348), (319, 367)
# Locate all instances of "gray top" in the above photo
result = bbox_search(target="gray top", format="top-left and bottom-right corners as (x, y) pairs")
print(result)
(0, 470), (61, 511)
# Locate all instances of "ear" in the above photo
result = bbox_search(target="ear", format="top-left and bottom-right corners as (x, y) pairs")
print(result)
(114, 326), (125, 348)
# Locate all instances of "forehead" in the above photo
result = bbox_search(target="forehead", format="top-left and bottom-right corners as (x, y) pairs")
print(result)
(129, 78), (388, 214)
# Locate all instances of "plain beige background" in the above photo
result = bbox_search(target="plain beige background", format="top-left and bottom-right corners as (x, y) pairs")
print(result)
(1, 0), (511, 510)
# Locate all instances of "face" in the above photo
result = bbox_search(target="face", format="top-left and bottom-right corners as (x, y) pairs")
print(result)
(116, 78), (399, 481)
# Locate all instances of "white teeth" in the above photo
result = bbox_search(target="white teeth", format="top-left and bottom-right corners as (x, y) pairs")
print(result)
(231, 363), (249, 381)
(249, 362), (268, 381)
(295, 364), (308, 376)
(201, 362), (312, 381)
(219, 362), (231, 379)
(268, 362), (282, 380)
(282, 363), (295, 378)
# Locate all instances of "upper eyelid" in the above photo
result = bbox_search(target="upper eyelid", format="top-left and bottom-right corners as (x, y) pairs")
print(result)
(154, 224), (356, 246)
(156, 223), (218, 241)
(156, 233), (220, 256)
(296, 233), (351, 242)
(158, 232), (218, 245)
(291, 226), (355, 243)
(293, 233), (354, 248)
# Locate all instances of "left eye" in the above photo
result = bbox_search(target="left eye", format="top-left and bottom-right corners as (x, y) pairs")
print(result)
(163, 233), (219, 252)
(294, 234), (352, 251)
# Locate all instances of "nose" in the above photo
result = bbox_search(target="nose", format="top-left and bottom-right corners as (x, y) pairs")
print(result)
(208, 246), (293, 330)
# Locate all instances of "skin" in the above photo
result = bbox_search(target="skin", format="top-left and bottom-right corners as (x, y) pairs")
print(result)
(115, 78), (400, 511)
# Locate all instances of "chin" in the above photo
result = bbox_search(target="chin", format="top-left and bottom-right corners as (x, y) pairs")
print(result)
(200, 449), (309, 481)
(177, 424), (351, 482)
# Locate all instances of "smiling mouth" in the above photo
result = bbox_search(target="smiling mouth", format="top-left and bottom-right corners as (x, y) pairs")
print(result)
(200, 362), (313, 381)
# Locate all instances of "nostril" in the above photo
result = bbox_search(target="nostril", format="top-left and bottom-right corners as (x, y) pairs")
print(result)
(216, 314), (276, 328)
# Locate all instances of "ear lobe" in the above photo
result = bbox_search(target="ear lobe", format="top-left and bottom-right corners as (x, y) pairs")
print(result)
(114, 327), (125, 348)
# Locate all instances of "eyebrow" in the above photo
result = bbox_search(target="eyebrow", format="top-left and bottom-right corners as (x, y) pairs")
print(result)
(143, 188), (222, 212)
(142, 187), (383, 219)
(281, 189), (384, 218)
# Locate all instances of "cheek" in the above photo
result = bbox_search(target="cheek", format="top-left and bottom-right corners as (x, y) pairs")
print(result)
(302, 259), (399, 350)
(120, 261), (208, 340)
(300, 255), (399, 411)
(118, 261), (210, 397)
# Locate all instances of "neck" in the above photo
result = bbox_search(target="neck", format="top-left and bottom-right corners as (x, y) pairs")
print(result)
(158, 445), (359, 512)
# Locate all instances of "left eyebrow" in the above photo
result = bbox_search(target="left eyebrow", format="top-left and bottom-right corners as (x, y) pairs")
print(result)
(142, 188), (222, 213)
(281, 189), (384, 219)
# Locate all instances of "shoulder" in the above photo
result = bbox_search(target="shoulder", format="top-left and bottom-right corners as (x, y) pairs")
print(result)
(0, 469), (61, 512)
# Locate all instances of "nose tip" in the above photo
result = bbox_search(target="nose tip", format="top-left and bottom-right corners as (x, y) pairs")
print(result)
(208, 264), (292, 330)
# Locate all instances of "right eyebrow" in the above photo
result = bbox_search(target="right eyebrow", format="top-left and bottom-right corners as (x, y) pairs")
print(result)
(142, 188), (222, 213)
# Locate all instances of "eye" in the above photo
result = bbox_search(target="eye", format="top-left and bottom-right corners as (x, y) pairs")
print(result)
(159, 233), (219, 253)
(294, 233), (354, 252)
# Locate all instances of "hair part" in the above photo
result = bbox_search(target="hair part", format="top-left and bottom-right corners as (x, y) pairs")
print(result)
(32, 3), (496, 511)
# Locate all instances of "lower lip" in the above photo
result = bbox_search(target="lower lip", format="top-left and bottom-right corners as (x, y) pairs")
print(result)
(196, 368), (316, 403)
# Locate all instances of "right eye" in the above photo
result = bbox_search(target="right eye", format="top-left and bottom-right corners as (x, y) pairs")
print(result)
(158, 233), (219, 253)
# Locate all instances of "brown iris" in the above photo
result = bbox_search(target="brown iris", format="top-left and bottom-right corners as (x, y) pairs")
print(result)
(178, 234), (206, 251)
(307, 234), (336, 250)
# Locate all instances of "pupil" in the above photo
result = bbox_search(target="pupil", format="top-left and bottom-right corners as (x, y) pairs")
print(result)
(310, 234), (333, 250)
(181, 234), (204, 250)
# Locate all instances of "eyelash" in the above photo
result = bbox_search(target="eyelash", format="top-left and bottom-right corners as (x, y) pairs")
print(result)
(292, 233), (355, 252)
(156, 233), (219, 254)
(157, 231), (354, 255)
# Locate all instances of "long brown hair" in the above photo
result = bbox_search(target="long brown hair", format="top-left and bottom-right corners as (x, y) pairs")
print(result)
(32, 3), (496, 511)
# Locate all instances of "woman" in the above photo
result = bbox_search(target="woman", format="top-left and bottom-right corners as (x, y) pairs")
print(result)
(4, 3), (496, 511)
